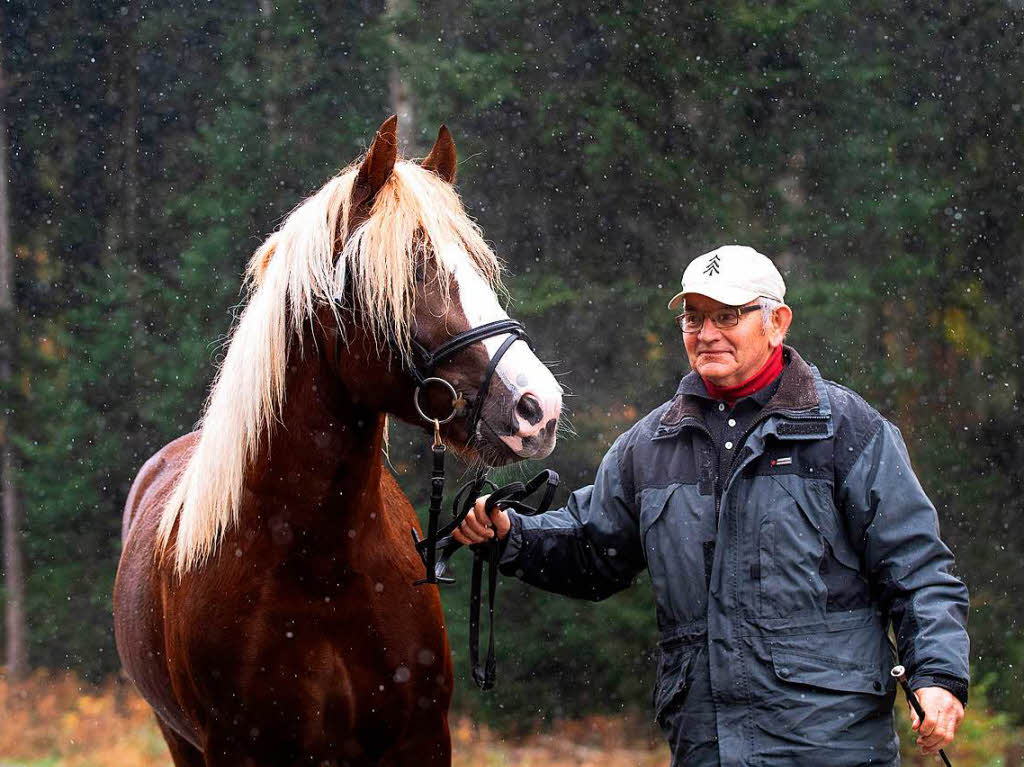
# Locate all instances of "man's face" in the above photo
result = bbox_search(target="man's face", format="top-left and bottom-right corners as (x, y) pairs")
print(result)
(681, 293), (790, 387)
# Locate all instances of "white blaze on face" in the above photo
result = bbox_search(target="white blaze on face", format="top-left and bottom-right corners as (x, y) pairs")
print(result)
(452, 260), (562, 456)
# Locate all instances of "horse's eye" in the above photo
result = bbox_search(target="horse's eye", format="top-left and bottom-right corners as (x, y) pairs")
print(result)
(414, 263), (426, 284)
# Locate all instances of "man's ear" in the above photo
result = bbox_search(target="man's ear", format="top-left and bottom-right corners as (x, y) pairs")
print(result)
(351, 115), (399, 211)
(769, 304), (793, 346)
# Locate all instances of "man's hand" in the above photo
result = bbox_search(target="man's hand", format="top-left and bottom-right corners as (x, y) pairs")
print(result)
(910, 687), (964, 756)
(452, 494), (511, 545)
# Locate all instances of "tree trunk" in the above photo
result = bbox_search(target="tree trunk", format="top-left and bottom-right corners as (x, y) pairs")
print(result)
(259, 0), (280, 145)
(0, 449), (25, 682)
(101, 4), (140, 265)
(0, 11), (28, 682)
(386, 0), (416, 153)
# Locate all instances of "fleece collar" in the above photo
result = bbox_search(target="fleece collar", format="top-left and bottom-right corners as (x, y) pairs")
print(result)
(658, 346), (830, 433)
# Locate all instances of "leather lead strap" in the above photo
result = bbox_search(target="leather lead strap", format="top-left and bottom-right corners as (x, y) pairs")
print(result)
(411, 320), (530, 586)
(470, 539), (499, 690)
(464, 470), (559, 690)
(414, 442), (447, 586)
(391, 310), (559, 690)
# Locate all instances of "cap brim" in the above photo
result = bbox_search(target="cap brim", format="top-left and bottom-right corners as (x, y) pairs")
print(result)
(667, 286), (762, 311)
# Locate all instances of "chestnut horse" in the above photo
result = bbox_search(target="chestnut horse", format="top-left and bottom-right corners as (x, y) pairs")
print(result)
(113, 117), (563, 767)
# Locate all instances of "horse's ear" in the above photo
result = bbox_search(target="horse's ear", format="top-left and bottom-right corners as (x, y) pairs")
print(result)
(421, 125), (457, 184)
(351, 115), (399, 210)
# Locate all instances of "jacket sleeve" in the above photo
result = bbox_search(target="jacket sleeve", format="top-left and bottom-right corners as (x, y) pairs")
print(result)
(497, 433), (644, 601)
(838, 419), (970, 704)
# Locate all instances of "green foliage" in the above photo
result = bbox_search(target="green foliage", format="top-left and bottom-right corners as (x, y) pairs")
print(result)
(2, 0), (1023, 734)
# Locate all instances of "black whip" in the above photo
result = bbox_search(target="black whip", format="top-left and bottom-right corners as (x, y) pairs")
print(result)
(891, 665), (953, 767)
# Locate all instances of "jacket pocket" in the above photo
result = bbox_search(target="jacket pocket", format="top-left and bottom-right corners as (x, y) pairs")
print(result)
(639, 485), (674, 539)
(653, 642), (699, 729)
(639, 484), (714, 626)
(753, 476), (826, 620)
(759, 635), (897, 758)
(770, 644), (889, 696)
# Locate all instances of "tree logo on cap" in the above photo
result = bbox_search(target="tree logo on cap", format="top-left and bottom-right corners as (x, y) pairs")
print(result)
(703, 254), (721, 277)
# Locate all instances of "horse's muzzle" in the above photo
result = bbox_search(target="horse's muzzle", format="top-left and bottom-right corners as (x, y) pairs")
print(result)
(490, 386), (561, 460)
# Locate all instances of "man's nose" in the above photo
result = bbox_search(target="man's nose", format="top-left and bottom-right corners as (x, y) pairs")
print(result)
(696, 316), (722, 341)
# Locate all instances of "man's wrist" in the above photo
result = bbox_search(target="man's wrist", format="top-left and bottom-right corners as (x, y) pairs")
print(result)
(911, 672), (969, 707)
(497, 511), (523, 566)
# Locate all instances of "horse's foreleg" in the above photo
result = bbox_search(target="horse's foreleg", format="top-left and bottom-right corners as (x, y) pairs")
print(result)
(156, 716), (206, 767)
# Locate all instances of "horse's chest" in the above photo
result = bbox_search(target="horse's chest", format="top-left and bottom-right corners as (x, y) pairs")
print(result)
(176, 568), (451, 752)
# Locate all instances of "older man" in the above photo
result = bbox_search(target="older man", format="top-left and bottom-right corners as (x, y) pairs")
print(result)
(455, 245), (969, 766)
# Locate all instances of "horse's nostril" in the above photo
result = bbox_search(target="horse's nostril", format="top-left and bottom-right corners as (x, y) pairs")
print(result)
(516, 393), (544, 426)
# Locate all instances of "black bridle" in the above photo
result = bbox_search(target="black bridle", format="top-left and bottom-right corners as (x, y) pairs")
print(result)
(407, 318), (530, 439)
(400, 317), (560, 691)
(406, 317), (532, 587)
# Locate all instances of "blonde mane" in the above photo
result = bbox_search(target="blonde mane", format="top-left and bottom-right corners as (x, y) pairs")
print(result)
(157, 159), (501, 574)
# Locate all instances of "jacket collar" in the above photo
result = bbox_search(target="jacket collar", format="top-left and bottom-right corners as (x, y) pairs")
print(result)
(656, 346), (831, 437)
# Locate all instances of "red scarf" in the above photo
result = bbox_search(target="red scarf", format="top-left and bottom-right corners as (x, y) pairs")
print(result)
(702, 345), (784, 406)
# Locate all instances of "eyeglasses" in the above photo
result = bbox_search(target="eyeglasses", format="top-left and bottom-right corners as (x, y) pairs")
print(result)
(676, 304), (762, 334)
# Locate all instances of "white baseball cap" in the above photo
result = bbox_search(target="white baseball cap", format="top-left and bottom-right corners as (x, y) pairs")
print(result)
(667, 245), (786, 310)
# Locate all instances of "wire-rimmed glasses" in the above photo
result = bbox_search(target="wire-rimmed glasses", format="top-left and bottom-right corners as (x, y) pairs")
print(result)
(676, 304), (762, 334)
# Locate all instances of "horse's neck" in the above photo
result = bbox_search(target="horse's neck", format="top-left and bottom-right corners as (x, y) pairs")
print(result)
(247, 343), (386, 534)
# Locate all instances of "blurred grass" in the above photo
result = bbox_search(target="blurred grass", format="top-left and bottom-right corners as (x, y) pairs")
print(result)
(1, 670), (1021, 766)
(0, 670), (667, 767)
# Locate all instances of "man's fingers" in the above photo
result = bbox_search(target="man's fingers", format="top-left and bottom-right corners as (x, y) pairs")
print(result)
(916, 710), (937, 738)
(452, 495), (495, 545)
(451, 495), (512, 545)
(912, 687), (964, 755)
(919, 721), (954, 754)
(918, 731), (948, 754)
(453, 509), (492, 543)
(452, 524), (489, 544)
(917, 722), (947, 747)
(463, 506), (495, 539)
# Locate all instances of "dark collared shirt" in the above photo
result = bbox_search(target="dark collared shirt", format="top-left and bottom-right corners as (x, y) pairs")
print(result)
(677, 370), (783, 495)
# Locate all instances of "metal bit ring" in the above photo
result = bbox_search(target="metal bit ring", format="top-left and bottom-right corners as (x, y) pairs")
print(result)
(414, 377), (460, 425)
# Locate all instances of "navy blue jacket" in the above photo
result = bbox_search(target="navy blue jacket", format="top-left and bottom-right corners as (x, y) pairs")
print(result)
(500, 347), (969, 766)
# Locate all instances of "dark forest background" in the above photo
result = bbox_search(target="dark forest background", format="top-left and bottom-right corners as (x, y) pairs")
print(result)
(1, 0), (1023, 730)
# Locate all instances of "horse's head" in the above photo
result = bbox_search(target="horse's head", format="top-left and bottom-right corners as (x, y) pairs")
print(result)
(329, 117), (562, 466)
